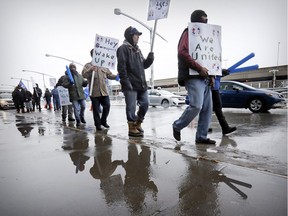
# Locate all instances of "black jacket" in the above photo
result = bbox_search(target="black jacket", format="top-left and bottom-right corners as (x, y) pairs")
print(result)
(117, 41), (154, 91)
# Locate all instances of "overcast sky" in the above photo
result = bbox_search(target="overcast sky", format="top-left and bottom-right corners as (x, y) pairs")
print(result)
(1, 0), (287, 90)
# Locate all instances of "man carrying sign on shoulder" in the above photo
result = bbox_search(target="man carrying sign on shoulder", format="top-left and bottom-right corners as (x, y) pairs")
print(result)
(82, 49), (118, 131)
(117, 26), (154, 137)
(172, 10), (216, 144)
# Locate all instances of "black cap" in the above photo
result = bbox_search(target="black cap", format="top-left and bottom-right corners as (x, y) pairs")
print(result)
(190, 10), (207, 23)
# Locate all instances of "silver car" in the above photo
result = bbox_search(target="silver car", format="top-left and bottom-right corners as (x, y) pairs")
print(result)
(148, 89), (186, 108)
(0, 89), (15, 110)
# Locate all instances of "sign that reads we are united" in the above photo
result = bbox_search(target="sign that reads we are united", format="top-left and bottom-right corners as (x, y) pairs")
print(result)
(92, 34), (119, 69)
(188, 23), (222, 76)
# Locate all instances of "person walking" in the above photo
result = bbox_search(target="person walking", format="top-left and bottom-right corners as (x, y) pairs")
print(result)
(44, 88), (52, 110)
(56, 72), (75, 122)
(24, 89), (33, 113)
(60, 63), (88, 127)
(51, 86), (61, 111)
(116, 26), (154, 137)
(12, 85), (26, 113)
(172, 10), (216, 144)
(82, 49), (118, 131)
(211, 69), (237, 135)
(32, 83), (42, 112)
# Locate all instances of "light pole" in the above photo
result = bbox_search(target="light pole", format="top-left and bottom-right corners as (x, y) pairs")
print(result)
(22, 70), (55, 89)
(114, 8), (167, 89)
(10, 77), (31, 90)
(269, 69), (278, 88)
(45, 53), (84, 66)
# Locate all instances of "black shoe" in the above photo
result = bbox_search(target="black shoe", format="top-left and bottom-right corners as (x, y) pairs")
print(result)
(208, 128), (213, 132)
(196, 138), (216, 145)
(223, 126), (237, 135)
(101, 123), (110, 128)
(76, 120), (81, 127)
(81, 118), (86, 124)
(68, 117), (75, 122)
(173, 126), (181, 141)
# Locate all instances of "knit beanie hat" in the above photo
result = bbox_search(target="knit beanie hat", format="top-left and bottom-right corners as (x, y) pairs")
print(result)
(190, 10), (207, 23)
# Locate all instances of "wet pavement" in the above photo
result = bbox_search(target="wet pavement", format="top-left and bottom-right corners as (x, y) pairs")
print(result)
(0, 103), (287, 216)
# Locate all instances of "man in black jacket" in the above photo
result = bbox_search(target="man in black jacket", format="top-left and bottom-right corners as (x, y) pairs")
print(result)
(117, 26), (154, 137)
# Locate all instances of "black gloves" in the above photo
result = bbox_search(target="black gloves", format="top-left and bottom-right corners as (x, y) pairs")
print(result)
(222, 69), (230, 77)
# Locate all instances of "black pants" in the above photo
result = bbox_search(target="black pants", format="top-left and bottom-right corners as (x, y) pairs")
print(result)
(90, 96), (110, 128)
(212, 90), (229, 130)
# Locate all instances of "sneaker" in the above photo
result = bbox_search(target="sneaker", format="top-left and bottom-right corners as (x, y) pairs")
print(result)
(68, 117), (75, 122)
(196, 138), (216, 145)
(173, 126), (181, 141)
(101, 123), (110, 128)
(81, 118), (86, 124)
(223, 126), (237, 135)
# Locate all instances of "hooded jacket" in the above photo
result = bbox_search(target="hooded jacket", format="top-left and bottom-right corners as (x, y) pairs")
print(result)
(116, 26), (154, 91)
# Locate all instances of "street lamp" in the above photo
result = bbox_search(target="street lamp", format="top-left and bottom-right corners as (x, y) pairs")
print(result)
(269, 69), (278, 89)
(22, 70), (55, 89)
(45, 53), (84, 66)
(114, 8), (167, 89)
(10, 77), (31, 90)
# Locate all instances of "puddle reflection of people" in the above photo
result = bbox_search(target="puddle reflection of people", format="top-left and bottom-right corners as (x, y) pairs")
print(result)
(122, 144), (158, 213)
(90, 131), (124, 204)
(16, 123), (34, 137)
(219, 135), (237, 147)
(62, 127), (90, 173)
(70, 151), (90, 173)
(178, 159), (219, 215)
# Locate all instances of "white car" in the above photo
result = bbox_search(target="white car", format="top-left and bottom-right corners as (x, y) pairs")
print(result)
(148, 89), (186, 108)
(0, 89), (15, 110)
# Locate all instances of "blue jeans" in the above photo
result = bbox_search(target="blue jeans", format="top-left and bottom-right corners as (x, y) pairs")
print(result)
(173, 78), (212, 141)
(90, 96), (110, 127)
(72, 99), (86, 121)
(123, 90), (149, 122)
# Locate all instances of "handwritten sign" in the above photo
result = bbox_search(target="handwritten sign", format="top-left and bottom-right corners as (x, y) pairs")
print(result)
(92, 34), (119, 69)
(188, 23), (222, 76)
(57, 86), (71, 106)
(148, 0), (170, 20)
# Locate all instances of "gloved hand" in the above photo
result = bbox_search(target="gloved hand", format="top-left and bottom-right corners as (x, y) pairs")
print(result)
(222, 69), (230, 76)
(147, 52), (154, 60)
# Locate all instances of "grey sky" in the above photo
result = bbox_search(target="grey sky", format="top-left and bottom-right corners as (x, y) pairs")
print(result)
(1, 0), (287, 90)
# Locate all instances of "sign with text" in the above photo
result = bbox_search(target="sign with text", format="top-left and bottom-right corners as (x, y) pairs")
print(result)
(147, 0), (170, 20)
(92, 34), (119, 70)
(57, 86), (71, 106)
(188, 23), (222, 76)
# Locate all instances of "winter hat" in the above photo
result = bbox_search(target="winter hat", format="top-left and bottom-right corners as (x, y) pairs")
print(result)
(124, 26), (142, 45)
(69, 63), (76, 69)
(190, 10), (207, 23)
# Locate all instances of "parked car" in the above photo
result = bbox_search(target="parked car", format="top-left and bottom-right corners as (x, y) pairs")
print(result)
(148, 89), (186, 108)
(0, 89), (15, 110)
(185, 81), (286, 113)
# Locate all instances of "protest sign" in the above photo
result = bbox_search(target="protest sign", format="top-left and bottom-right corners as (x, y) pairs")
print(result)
(147, 0), (171, 20)
(57, 86), (71, 106)
(188, 23), (222, 76)
(49, 78), (57, 87)
(92, 34), (119, 70)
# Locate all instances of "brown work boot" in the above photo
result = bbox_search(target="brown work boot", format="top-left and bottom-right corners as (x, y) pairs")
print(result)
(135, 120), (144, 133)
(128, 121), (143, 137)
